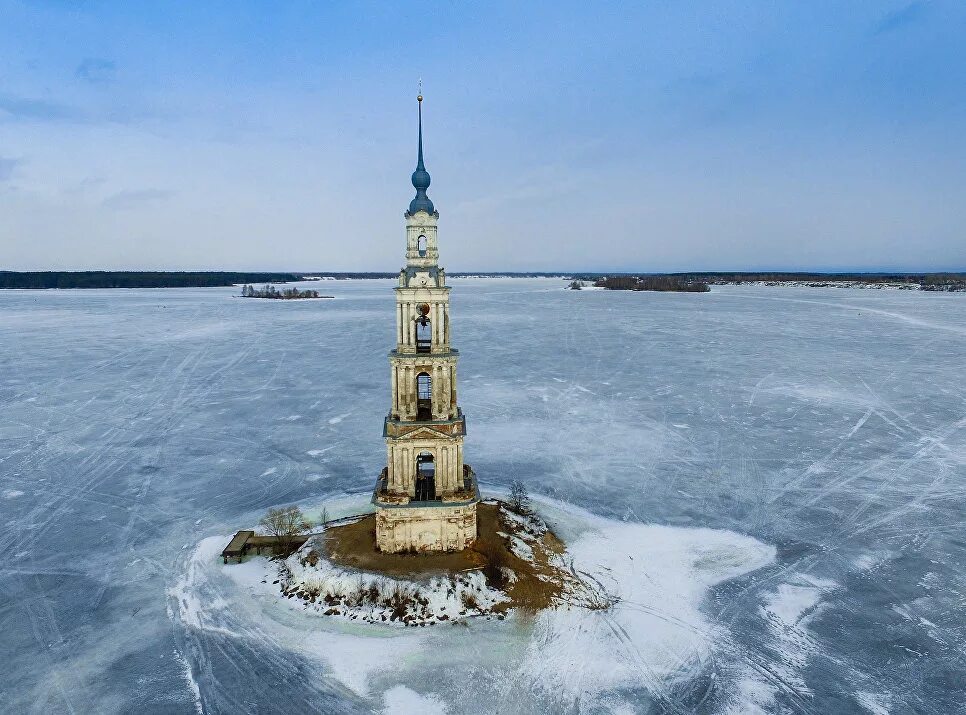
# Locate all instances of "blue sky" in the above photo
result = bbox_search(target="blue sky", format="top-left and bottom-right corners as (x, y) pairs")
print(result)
(1, 1), (964, 271)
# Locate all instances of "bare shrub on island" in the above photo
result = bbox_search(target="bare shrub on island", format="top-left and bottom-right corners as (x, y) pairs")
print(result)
(259, 505), (311, 556)
(508, 480), (531, 515)
(461, 591), (479, 611)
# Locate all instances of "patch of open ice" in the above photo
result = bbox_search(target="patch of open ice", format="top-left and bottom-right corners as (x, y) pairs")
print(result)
(518, 497), (776, 704)
(172, 647), (204, 715)
(724, 675), (776, 715)
(168, 536), (243, 638)
(297, 625), (423, 696)
(856, 689), (891, 714)
(726, 572), (837, 711)
(762, 578), (834, 626)
(380, 685), (447, 714)
(854, 551), (891, 572)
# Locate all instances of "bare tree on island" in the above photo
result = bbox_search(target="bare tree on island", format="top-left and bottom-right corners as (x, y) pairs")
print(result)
(508, 480), (531, 515)
(259, 505), (311, 555)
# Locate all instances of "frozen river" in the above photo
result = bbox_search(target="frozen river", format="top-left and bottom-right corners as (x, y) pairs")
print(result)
(1, 279), (964, 714)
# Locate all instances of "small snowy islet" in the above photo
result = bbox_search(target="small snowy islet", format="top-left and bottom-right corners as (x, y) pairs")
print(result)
(170, 493), (776, 711)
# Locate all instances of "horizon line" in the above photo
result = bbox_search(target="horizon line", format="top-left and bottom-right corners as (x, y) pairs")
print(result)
(3, 268), (966, 276)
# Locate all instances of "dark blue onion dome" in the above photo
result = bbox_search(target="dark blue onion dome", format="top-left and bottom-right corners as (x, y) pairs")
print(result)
(408, 94), (436, 215)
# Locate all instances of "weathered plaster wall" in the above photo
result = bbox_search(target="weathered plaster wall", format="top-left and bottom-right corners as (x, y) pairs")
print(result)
(375, 503), (477, 553)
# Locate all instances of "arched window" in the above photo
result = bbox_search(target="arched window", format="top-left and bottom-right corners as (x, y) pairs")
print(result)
(416, 372), (432, 420)
(415, 303), (431, 353)
(415, 451), (436, 501)
(417, 235), (428, 257)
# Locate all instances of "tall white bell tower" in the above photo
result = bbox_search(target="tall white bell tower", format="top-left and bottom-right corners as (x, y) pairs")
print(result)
(372, 92), (480, 553)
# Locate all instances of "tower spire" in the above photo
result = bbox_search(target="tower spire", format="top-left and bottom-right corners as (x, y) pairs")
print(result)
(408, 86), (435, 215)
(416, 88), (425, 171)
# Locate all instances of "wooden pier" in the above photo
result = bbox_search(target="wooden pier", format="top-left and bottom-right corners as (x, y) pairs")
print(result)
(221, 530), (309, 563)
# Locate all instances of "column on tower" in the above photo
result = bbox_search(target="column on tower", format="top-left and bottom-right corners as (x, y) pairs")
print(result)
(437, 302), (445, 348)
(390, 365), (398, 416)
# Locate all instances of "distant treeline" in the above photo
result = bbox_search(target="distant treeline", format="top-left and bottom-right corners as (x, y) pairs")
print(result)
(592, 275), (711, 292)
(3, 270), (964, 290)
(573, 271), (966, 282)
(0, 271), (574, 288)
(0, 271), (300, 289)
(574, 272), (966, 291)
(670, 272), (966, 286)
(304, 272), (573, 279)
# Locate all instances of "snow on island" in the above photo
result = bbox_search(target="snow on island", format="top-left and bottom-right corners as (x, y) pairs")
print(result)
(272, 501), (614, 627)
(173, 495), (778, 710)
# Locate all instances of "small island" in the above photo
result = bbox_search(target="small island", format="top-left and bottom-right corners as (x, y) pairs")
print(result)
(225, 492), (614, 628)
(594, 275), (711, 292)
(240, 284), (333, 299)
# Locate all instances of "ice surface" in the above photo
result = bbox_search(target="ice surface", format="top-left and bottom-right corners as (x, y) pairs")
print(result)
(513, 497), (776, 706)
(2, 279), (966, 713)
(380, 685), (447, 714)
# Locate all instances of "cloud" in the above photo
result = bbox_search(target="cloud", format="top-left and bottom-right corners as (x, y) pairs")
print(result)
(76, 58), (116, 83)
(102, 189), (174, 210)
(874, 2), (927, 35)
(0, 95), (80, 121)
(0, 157), (21, 182)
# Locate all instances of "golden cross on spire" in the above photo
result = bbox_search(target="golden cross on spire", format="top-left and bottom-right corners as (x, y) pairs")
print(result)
(417, 78), (423, 102)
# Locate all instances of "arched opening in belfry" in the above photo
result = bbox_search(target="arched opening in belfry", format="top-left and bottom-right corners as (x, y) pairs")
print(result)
(416, 371), (432, 420)
(414, 451), (437, 501)
(415, 303), (432, 353)
(417, 235), (428, 257)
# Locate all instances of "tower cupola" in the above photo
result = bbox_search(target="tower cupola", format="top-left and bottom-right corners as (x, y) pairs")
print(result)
(408, 94), (436, 216)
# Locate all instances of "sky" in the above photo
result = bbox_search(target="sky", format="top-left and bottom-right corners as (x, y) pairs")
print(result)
(1, 1), (965, 273)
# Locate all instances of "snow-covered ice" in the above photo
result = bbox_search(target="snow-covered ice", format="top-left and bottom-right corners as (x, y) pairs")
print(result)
(2, 279), (965, 714)
(169, 493), (775, 711)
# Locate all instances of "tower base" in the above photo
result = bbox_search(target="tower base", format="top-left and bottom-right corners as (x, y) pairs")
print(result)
(372, 467), (480, 553)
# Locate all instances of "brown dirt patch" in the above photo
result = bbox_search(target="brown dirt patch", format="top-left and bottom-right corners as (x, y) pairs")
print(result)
(322, 502), (569, 612)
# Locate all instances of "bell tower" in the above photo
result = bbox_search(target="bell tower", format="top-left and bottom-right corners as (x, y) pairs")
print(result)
(373, 92), (480, 553)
